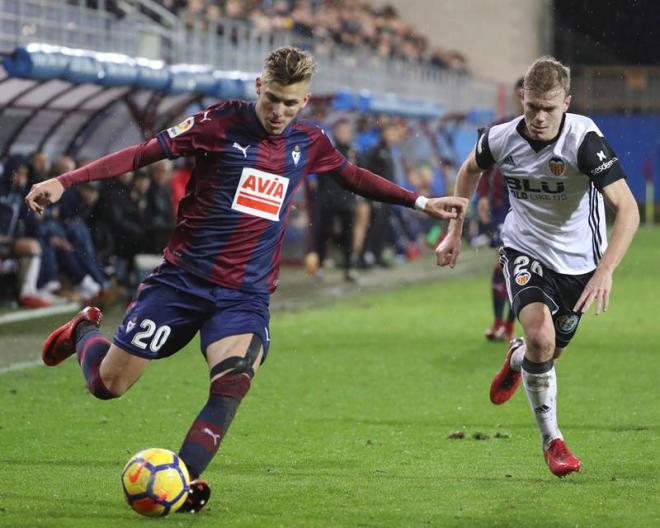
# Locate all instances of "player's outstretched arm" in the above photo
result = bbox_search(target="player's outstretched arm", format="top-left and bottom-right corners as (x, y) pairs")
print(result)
(573, 179), (639, 315)
(330, 163), (468, 220)
(435, 149), (483, 268)
(25, 138), (164, 214)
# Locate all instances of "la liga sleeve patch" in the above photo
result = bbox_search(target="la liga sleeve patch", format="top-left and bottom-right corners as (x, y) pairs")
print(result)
(167, 116), (195, 138)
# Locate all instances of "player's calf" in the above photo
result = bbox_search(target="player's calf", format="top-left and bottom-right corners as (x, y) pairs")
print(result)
(178, 334), (262, 481)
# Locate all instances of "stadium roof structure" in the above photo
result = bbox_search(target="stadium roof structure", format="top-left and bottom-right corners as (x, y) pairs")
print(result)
(0, 44), (448, 159)
(0, 44), (257, 158)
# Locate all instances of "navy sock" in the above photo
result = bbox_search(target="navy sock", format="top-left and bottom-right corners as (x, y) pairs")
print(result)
(75, 323), (115, 400)
(492, 267), (507, 320)
(179, 373), (251, 479)
(506, 303), (516, 323)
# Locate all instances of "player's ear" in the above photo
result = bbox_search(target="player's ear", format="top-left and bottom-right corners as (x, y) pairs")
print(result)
(563, 94), (571, 111)
(301, 92), (311, 108)
(255, 77), (262, 96)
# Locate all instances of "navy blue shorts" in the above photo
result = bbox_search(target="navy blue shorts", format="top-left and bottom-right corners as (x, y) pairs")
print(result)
(113, 261), (271, 360)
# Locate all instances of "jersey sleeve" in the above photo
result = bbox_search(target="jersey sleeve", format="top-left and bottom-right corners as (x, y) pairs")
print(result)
(307, 128), (348, 174)
(576, 130), (627, 190)
(156, 104), (225, 159)
(475, 127), (496, 170)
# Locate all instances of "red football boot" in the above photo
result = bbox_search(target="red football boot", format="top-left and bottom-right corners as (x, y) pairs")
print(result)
(544, 438), (581, 477)
(41, 306), (103, 367)
(18, 294), (51, 309)
(489, 338), (525, 404)
(177, 479), (211, 513)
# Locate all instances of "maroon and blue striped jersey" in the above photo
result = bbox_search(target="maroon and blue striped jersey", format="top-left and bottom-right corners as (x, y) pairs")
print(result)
(156, 100), (348, 293)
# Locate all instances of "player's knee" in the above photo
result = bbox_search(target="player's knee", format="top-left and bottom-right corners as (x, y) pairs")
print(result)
(524, 327), (554, 360)
(209, 334), (263, 382)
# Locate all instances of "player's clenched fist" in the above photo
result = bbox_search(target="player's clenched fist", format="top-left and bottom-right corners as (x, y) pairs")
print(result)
(435, 231), (461, 268)
(25, 178), (65, 214)
(423, 196), (468, 220)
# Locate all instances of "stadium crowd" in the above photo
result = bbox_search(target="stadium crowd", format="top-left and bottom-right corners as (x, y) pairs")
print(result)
(0, 151), (179, 308)
(0, 107), (460, 308)
(154, 0), (467, 72)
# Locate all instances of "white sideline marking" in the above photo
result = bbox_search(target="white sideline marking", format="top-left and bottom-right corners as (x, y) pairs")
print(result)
(0, 303), (78, 325)
(0, 359), (42, 375)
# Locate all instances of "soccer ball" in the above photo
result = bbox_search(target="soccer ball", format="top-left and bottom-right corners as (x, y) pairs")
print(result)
(121, 448), (190, 517)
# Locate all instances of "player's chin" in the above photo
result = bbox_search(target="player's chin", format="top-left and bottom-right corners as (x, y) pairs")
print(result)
(268, 120), (286, 134)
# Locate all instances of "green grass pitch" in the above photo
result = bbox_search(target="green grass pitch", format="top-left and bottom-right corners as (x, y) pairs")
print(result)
(1, 229), (658, 527)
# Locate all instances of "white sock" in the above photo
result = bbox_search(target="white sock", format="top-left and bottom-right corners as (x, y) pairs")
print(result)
(522, 361), (562, 450)
(19, 255), (41, 297)
(76, 274), (101, 299)
(509, 341), (526, 372)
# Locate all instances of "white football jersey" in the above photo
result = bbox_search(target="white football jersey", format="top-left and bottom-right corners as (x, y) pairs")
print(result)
(476, 113), (626, 275)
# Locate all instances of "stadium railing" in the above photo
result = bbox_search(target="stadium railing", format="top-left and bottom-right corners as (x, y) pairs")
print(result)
(572, 66), (660, 114)
(0, 0), (497, 113)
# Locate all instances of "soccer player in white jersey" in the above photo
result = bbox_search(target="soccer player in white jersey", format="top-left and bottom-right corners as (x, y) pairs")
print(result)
(436, 56), (639, 477)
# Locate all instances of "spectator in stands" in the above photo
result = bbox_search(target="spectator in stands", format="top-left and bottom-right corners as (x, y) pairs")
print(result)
(43, 156), (106, 301)
(101, 170), (150, 287)
(58, 183), (109, 290)
(169, 0), (469, 73)
(362, 121), (399, 267)
(30, 150), (50, 185)
(313, 118), (359, 282)
(0, 155), (63, 307)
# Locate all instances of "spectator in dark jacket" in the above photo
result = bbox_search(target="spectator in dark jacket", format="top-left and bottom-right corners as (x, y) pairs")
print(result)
(101, 170), (150, 286)
(314, 118), (359, 281)
(362, 121), (399, 267)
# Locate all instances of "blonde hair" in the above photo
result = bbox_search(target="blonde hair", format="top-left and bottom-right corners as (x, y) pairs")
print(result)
(524, 56), (571, 95)
(261, 47), (317, 86)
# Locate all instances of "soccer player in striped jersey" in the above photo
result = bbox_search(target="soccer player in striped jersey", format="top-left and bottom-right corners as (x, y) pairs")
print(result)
(26, 47), (468, 511)
(436, 56), (639, 477)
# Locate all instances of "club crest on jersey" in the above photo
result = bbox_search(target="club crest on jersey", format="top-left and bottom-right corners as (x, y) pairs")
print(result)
(166, 116), (194, 138)
(292, 145), (301, 166)
(515, 271), (531, 286)
(232, 167), (289, 221)
(555, 314), (579, 334)
(548, 157), (565, 176)
(126, 316), (138, 333)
